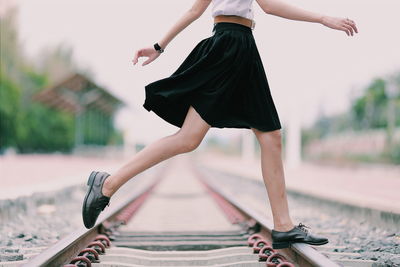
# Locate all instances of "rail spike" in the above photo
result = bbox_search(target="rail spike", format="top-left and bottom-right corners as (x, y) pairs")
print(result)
(78, 248), (99, 263)
(258, 245), (275, 261)
(247, 233), (264, 247)
(253, 239), (269, 254)
(94, 234), (111, 248)
(266, 252), (295, 267)
(87, 241), (106, 254)
(277, 262), (296, 267)
(69, 256), (92, 267)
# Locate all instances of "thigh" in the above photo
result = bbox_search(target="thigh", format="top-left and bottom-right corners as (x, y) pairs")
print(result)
(177, 105), (211, 140)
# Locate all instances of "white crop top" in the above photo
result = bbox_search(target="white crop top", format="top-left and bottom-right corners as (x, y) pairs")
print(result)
(211, 0), (255, 20)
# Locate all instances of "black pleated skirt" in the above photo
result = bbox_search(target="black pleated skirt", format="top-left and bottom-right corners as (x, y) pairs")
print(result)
(143, 22), (281, 132)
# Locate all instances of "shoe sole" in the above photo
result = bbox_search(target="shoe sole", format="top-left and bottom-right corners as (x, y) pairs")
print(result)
(82, 171), (98, 229)
(272, 239), (329, 249)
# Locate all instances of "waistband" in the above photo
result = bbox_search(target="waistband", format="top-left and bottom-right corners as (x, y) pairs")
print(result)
(212, 22), (253, 34)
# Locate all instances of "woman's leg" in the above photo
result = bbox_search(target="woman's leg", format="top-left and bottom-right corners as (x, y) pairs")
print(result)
(102, 105), (211, 197)
(251, 128), (295, 232)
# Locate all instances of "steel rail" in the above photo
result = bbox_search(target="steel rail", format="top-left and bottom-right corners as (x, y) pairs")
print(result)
(23, 173), (163, 267)
(22, 160), (340, 267)
(192, 164), (341, 267)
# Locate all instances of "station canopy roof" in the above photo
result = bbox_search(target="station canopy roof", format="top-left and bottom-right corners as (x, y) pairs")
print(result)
(33, 72), (124, 115)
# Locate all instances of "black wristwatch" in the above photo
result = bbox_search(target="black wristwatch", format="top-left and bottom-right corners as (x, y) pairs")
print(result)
(154, 43), (164, 53)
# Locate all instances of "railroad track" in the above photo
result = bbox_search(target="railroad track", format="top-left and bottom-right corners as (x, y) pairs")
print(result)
(14, 155), (376, 267)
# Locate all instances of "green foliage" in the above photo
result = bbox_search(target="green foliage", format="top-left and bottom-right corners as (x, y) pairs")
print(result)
(1, 8), (124, 154)
(25, 67), (48, 91)
(0, 10), (75, 153)
(304, 74), (400, 141)
(0, 72), (21, 148)
(16, 103), (75, 153)
(388, 143), (400, 164)
(351, 78), (389, 129)
(0, 67), (75, 153)
(302, 73), (400, 164)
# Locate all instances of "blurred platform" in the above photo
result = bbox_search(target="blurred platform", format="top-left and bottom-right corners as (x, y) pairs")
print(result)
(0, 154), (124, 200)
(2, 151), (399, 214)
(195, 151), (400, 214)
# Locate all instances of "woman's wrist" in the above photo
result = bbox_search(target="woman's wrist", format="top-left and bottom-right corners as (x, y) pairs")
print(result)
(319, 15), (328, 25)
(158, 41), (167, 51)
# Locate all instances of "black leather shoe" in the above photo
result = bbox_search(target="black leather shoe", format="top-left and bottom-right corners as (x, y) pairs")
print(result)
(82, 171), (111, 229)
(271, 223), (328, 249)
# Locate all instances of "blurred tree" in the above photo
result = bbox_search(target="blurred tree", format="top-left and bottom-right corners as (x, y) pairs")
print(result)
(301, 72), (400, 164)
(0, 7), (24, 82)
(1, 6), (124, 154)
(0, 72), (20, 148)
(303, 74), (399, 139)
(0, 7), (75, 153)
(15, 70), (75, 153)
(351, 78), (389, 130)
(391, 72), (400, 127)
(0, 7), (24, 150)
(16, 102), (74, 153)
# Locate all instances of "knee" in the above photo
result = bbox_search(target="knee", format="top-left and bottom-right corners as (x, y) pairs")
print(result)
(174, 132), (203, 153)
(257, 130), (282, 150)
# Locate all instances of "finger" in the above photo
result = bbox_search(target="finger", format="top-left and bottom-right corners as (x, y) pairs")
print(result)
(350, 21), (358, 33)
(341, 23), (353, 36)
(142, 56), (153, 66)
(346, 18), (358, 34)
(133, 49), (144, 65)
(344, 20), (355, 35)
(344, 24), (354, 36)
(340, 25), (350, 36)
(353, 24), (358, 34)
(132, 50), (139, 65)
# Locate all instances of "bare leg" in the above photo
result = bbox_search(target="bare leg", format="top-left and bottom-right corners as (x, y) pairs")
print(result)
(102, 106), (211, 197)
(251, 128), (295, 232)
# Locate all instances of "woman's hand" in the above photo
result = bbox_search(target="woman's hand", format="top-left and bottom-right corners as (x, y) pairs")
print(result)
(132, 47), (161, 66)
(321, 16), (358, 36)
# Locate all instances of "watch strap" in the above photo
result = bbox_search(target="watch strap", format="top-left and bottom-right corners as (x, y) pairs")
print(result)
(154, 43), (164, 53)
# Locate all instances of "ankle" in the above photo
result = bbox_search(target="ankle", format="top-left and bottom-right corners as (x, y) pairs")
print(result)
(102, 177), (114, 197)
(273, 222), (295, 232)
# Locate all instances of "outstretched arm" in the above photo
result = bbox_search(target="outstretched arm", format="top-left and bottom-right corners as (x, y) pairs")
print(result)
(256, 0), (358, 36)
(133, 0), (212, 66)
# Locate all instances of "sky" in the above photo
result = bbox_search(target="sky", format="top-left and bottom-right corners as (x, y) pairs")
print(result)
(9, 0), (400, 144)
